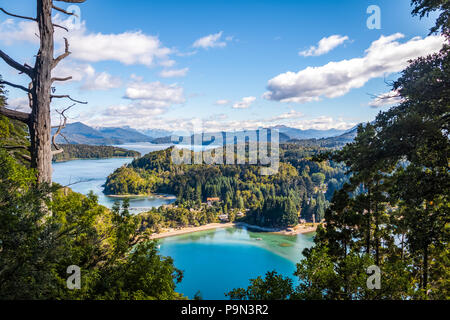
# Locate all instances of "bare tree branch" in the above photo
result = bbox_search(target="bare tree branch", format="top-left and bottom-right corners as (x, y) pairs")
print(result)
(0, 8), (36, 22)
(52, 38), (71, 69)
(53, 23), (69, 32)
(51, 95), (88, 104)
(0, 50), (34, 77)
(0, 107), (30, 123)
(20, 154), (31, 162)
(52, 76), (73, 83)
(0, 80), (30, 93)
(51, 104), (76, 156)
(52, 5), (78, 17)
(54, 0), (87, 3)
(1, 145), (30, 151)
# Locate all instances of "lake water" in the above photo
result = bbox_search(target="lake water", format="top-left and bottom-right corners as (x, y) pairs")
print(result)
(52, 158), (176, 212)
(159, 227), (315, 299)
(52, 145), (315, 300)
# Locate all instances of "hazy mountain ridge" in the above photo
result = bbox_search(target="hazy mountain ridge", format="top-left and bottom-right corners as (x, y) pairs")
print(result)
(52, 122), (356, 146)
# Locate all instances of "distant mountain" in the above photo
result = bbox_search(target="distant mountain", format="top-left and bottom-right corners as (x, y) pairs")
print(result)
(138, 128), (172, 139)
(287, 125), (358, 147)
(271, 125), (346, 140)
(97, 127), (152, 143)
(53, 122), (355, 147)
(151, 126), (344, 145)
(52, 122), (153, 145)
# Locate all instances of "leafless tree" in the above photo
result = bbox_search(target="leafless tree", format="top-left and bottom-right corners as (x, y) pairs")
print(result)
(0, 0), (87, 184)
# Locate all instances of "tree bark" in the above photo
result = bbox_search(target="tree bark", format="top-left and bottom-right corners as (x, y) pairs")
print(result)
(29, 0), (54, 184)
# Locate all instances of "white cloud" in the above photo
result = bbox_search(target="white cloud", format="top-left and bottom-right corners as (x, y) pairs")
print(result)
(89, 81), (186, 128)
(0, 19), (38, 44)
(125, 81), (185, 107)
(0, 16), (173, 67)
(368, 90), (403, 108)
(299, 35), (349, 57)
(80, 71), (122, 91)
(159, 68), (189, 78)
(193, 31), (229, 49)
(233, 96), (256, 109)
(264, 33), (445, 103)
(52, 61), (121, 91)
(6, 97), (30, 112)
(269, 110), (304, 121)
(215, 99), (231, 105)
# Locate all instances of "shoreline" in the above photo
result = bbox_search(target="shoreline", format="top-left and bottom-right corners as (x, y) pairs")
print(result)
(150, 222), (318, 240)
(52, 156), (138, 163)
(107, 193), (176, 199)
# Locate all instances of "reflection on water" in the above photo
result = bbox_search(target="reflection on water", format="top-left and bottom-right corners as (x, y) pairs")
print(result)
(158, 227), (315, 299)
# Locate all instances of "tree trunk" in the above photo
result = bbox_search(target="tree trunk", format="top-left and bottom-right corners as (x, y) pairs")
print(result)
(30, 0), (54, 184)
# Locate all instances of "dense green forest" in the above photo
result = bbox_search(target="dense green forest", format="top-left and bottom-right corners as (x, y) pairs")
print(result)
(227, 0), (449, 300)
(0, 83), (185, 300)
(52, 144), (140, 162)
(104, 144), (348, 228)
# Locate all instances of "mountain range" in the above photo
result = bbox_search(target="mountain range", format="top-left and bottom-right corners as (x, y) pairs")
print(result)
(52, 122), (355, 146)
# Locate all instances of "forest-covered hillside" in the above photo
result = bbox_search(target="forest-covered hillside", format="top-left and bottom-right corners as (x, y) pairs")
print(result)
(104, 144), (348, 227)
(52, 144), (141, 162)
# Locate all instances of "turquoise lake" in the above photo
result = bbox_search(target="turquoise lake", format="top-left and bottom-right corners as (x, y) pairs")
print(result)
(52, 146), (315, 299)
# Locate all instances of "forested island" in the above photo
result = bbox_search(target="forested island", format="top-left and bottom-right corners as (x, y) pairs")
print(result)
(52, 144), (140, 162)
(104, 144), (347, 230)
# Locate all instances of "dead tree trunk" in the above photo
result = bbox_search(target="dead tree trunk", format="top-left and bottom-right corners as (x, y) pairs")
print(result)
(30, 0), (54, 184)
(0, 0), (86, 184)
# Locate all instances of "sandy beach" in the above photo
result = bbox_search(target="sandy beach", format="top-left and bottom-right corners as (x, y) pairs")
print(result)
(150, 222), (318, 239)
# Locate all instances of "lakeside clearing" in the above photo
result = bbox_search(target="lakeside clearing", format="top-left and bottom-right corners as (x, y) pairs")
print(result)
(150, 222), (319, 239)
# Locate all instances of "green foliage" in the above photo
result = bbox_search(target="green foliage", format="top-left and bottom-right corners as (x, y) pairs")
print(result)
(0, 146), (184, 300)
(105, 146), (345, 227)
(226, 271), (294, 300)
(52, 144), (140, 162)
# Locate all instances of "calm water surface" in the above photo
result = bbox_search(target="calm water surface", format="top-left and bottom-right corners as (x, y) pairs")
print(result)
(159, 227), (315, 299)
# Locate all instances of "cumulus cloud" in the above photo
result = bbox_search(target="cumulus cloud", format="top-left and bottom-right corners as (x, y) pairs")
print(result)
(215, 99), (231, 105)
(193, 31), (229, 49)
(125, 81), (185, 107)
(159, 68), (189, 78)
(80, 71), (122, 91)
(52, 61), (121, 91)
(5, 97), (30, 112)
(264, 33), (445, 103)
(368, 90), (403, 108)
(232, 96), (256, 109)
(299, 35), (349, 57)
(269, 110), (304, 121)
(88, 81), (186, 127)
(0, 16), (173, 67)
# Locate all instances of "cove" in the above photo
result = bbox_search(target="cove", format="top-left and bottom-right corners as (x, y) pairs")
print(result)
(52, 157), (175, 212)
(158, 226), (315, 300)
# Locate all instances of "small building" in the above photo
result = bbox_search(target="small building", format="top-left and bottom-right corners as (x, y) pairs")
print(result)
(207, 197), (220, 206)
(218, 214), (229, 221)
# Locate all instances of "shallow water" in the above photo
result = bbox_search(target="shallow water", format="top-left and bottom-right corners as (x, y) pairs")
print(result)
(158, 227), (315, 300)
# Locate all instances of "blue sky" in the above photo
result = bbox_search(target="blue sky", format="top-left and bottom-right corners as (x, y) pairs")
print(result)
(0, 0), (444, 132)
